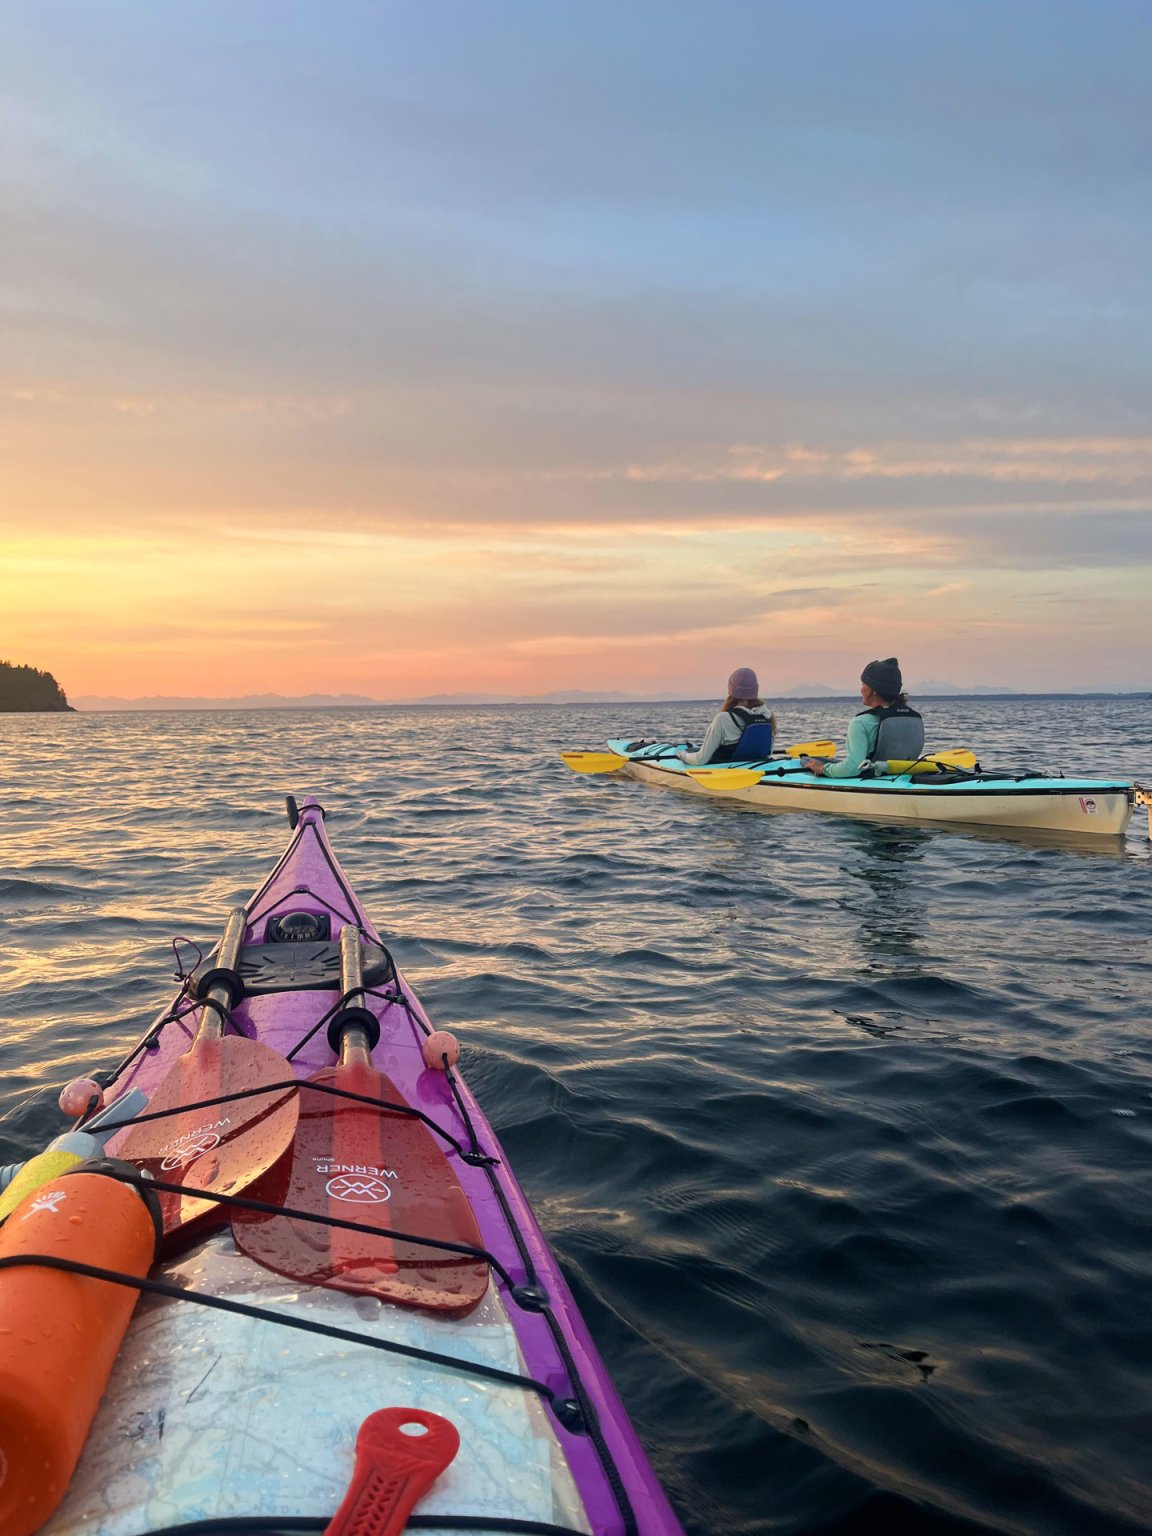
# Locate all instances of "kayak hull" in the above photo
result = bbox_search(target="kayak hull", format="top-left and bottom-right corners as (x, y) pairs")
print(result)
(607, 741), (1135, 838)
(37, 801), (681, 1536)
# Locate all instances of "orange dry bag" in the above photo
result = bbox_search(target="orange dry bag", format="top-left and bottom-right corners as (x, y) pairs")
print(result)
(0, 1161), (159, 1536)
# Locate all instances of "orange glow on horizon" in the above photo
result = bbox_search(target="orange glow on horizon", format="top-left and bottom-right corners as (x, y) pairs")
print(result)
(2, 432), (1150, 699)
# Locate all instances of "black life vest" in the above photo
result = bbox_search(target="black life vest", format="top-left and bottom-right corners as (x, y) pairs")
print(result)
(858, 702), (924, 762)
(711, 707), (775, 763)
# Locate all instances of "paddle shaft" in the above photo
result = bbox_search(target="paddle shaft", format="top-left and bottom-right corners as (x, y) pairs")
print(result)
(197, 906), (248, 1041)
(692, 748), (980, 792)
(690, 761), (811, 780)
(333, 924), (392, 1275)
(563, 739), (837, 776)
(338, 925), (372, 1069)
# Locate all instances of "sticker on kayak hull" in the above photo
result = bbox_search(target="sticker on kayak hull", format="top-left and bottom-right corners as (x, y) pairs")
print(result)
(1079, 797), (1098, 815)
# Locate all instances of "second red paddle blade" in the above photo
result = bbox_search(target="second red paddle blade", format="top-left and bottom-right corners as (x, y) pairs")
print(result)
(119, 1035), (299, 1235)
(234, 1062), (489, 1315)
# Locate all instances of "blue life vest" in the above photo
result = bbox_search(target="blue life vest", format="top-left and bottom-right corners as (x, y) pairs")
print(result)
(861, 703), (924, 762)
(711, 707), (774, 763)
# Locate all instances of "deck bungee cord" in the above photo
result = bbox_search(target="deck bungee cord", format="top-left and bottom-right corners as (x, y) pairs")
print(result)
(0, 1249), (567, 1410)
(63, 994), (591, 1313)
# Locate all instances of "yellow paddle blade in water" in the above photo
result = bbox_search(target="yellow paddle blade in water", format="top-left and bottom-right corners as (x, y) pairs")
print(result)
(561, 750), (629, 774)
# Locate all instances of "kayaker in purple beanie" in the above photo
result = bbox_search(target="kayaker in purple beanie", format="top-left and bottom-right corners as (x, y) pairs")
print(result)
(803, 658), (924, 777)
(678, 668), (778, 765)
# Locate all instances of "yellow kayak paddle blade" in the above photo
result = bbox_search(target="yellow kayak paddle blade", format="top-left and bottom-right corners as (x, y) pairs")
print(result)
(887, 749), (978, 774)
(561, 749), (629, 774)
(685, 766), (765, 790)
(783, 740), (836, 758)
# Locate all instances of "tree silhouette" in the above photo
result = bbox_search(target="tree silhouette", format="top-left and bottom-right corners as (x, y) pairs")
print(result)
(0, 660), (73, 711)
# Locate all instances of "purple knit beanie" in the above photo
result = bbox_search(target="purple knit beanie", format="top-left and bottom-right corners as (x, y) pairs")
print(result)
(727, 667), (759, 698)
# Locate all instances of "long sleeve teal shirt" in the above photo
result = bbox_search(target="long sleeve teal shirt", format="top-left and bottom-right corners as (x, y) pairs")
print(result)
(824, 712), (880, 778)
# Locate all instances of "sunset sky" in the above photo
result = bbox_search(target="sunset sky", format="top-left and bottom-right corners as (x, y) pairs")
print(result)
(2, 1), (1150, 700)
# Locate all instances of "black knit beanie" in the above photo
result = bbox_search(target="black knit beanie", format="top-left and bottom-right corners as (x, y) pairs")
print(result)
(861, 657), (903, 699)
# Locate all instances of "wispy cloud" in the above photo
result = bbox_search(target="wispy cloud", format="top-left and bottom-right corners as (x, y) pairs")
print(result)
(532, 437), (1152, 490)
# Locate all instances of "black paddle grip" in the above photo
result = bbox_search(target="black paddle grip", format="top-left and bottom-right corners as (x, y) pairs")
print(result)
(191, 966), (245, 1008)
(327, 1006), (381, 1054)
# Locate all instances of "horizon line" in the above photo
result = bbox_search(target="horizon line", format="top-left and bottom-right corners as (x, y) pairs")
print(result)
(60, 688), (1152, 713)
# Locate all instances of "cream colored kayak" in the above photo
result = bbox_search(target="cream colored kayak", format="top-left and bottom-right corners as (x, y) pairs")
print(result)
(603, 740), (1141, 838)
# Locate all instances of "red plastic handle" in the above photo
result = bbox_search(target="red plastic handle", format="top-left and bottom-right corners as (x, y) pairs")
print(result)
(324, 1408), (460, 1536)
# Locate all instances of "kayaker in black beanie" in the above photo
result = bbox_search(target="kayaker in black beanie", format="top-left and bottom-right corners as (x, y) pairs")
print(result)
(860, 657), (903, 700)
(803, 658), (924, 777)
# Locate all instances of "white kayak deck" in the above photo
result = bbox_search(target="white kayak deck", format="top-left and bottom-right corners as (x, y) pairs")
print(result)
(45, 1231), (590, 1536)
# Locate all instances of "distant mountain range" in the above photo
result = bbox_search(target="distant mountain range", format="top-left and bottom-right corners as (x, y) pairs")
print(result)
(779, 680), (1019, 696)
(70, 689), (647, 710)
(73, 692), (386, 711)
(913, 680), (1020, 696)
(66, 682), (1149, 711)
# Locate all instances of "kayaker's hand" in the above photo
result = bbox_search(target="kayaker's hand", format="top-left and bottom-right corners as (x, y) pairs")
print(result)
(803, 758), (826, 775)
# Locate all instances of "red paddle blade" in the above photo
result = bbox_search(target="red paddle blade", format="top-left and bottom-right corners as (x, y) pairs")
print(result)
(119, 1035), (299, 1235)
(324, 1408), (459, 1536)
(233, 1063), (489, 1315)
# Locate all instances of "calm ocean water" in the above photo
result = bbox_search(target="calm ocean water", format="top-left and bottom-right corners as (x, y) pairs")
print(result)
(1, 698), (1150, 1536)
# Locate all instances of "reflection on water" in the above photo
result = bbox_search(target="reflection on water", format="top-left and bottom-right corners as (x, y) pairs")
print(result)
(833, 819), (934, 962)
(0, 699), (1150, 1536)
(723, 791), (1134, 858)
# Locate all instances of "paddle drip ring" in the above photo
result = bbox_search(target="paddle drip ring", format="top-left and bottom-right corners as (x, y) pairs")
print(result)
(326, 1006), (381, 1054)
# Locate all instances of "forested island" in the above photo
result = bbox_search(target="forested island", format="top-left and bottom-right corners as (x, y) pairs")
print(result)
(0, 660), (74, 711)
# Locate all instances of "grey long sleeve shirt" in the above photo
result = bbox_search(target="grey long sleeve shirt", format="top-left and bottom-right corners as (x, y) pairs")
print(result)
(679, 707), (777, 766)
